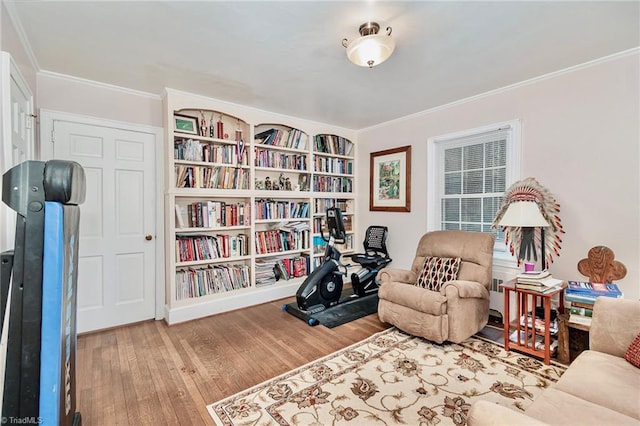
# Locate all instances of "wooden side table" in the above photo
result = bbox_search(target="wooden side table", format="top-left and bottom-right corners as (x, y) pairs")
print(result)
(500, 279), (566, 365)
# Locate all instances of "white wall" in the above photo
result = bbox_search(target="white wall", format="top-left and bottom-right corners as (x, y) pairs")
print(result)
(356, 51), (640, 300)
(1, 2), (36, 100)
(37, 72), (163, 129)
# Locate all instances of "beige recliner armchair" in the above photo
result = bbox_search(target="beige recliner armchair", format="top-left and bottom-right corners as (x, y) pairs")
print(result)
(378, 230), (495, 343)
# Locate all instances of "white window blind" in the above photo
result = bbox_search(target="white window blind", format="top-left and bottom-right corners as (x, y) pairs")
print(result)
(428, 122), (521, 259)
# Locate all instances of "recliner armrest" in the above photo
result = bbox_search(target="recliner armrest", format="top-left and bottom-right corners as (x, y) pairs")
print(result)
(440, 280), (489, 299)
(378, 267), (417, 285)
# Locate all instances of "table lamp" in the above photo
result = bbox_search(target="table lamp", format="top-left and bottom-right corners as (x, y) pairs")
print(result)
(493, 177), (563, 270)
(498, 200), (550, 269)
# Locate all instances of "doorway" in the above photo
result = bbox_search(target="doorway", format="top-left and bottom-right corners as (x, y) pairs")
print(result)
(40, 111), (164, 333)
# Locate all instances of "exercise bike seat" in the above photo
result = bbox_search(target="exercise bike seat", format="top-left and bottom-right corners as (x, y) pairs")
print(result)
(350, 253), (391, 269)
(348, 225), (391, 270)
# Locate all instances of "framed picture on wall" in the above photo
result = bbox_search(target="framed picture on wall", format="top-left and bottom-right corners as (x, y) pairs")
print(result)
(173, 113), (199, 135)
(370, 145), (411, 212)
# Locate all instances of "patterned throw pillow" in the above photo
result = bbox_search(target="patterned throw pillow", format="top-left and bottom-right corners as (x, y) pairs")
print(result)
(416, 256), (461, 291)
(623, 332), (640, 368)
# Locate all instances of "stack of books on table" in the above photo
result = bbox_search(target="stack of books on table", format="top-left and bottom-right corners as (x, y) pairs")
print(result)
(515, 271), (564, 293)
(565, 281), (623, 326)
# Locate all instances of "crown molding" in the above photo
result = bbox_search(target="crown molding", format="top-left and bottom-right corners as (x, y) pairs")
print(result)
(38, 70), (161, 100)
(359, 47), (640, 133)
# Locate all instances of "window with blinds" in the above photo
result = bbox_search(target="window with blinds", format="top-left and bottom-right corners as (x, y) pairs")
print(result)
(428, 122), (521, 257)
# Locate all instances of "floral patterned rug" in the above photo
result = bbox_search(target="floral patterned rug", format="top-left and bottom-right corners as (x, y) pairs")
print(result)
(207, 327), (566, 426)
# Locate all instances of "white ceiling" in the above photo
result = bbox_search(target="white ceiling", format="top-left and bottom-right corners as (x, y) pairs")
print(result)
(6, 1), (639, 129)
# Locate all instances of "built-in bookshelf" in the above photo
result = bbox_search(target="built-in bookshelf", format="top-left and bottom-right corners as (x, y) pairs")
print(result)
(163, 89), (357, 325)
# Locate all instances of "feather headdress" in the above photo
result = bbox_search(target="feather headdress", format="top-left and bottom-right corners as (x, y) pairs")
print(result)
(492, 177), (564, 268)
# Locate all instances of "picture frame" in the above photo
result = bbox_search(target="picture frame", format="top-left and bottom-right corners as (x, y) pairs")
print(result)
(369, 145), (411, 212)
(173, 113), (199, 135)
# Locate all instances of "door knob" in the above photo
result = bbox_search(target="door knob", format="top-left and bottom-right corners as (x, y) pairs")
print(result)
(145, 234), (153, 241)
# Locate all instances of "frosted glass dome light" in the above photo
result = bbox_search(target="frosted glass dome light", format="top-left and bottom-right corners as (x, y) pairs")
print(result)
(342, 22), (395, 68)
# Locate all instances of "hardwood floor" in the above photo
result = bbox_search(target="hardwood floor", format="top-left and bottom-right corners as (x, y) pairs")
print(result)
(76, 298), (389, 425)
(75, 298), (507, 425)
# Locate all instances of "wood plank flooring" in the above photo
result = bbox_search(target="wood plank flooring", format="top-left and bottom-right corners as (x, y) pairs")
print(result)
(76, 297), (506, 425)
(76, 298), (389, 425)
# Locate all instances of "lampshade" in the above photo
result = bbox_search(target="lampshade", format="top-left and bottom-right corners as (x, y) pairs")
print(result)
(342, 22), (395, 68)
(498, 201), (550, 227)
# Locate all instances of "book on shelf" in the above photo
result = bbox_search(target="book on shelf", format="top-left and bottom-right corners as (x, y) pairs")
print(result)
(568, 313), (592, 327)
(566, 300), (595, 310)
(569, 306), (593, 317)
(175, 204), (186, 228)
(564, 292), (598, 305)
(566, 281), (622, 298)
(565, 285), (622, 305)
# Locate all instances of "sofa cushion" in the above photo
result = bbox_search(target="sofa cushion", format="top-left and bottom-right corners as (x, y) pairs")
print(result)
(554, 350), (640, 420)
(416, 256), (461, 291)
(525, 387), (638, 425)
(624, 331), (640, 368)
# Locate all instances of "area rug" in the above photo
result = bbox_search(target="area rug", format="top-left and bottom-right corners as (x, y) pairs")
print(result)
(207, 327), (566, 426)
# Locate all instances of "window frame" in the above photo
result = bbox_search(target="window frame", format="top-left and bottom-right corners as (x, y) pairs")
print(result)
(427, 120), (522, 268)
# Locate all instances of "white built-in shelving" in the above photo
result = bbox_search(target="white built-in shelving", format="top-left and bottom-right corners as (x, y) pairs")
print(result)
(163, 89), (356, 324)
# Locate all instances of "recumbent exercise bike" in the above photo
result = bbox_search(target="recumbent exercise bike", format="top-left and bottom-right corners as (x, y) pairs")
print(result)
(283, 207), (391, 326)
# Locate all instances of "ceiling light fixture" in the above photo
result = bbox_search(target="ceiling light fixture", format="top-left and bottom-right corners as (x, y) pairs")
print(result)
(342, 22), (395, 68)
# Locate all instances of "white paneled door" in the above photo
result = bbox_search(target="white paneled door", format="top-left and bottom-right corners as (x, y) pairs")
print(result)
(50, 118), (158, 333)
(0, 52), (35, 252)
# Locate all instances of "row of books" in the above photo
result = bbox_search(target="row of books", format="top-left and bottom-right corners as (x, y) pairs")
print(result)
(313, 216), (352, 233)
(255, 199), (309, 220)
(175, 165), (250, 189)
(175, 234), (249, 263)
(175, 138), (247, 165)
(254, 148), (308, 170)
(568, 302), (593, 326)
(566, 280), (623, 299)
(175, 264), (250, 300)
(176, 201), (251, 229)
(273, 255), (309, 281)
(313, 156), (353, 175)
(314, 134), (354, 156)
(312, 234), (354, 255)
(313, 198), (353, 214)
(254, 255), (309, 287)
(255, 128), (309, 150)
(334, 235), (355, 253)
(313, 235), (328, 253)
(312, 176), (353, 193)
(565, 281), (623, 326)
(255, 224), (310, 255)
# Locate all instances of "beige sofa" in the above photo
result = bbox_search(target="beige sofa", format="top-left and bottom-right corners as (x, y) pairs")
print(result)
(468, 296), (640, 426)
